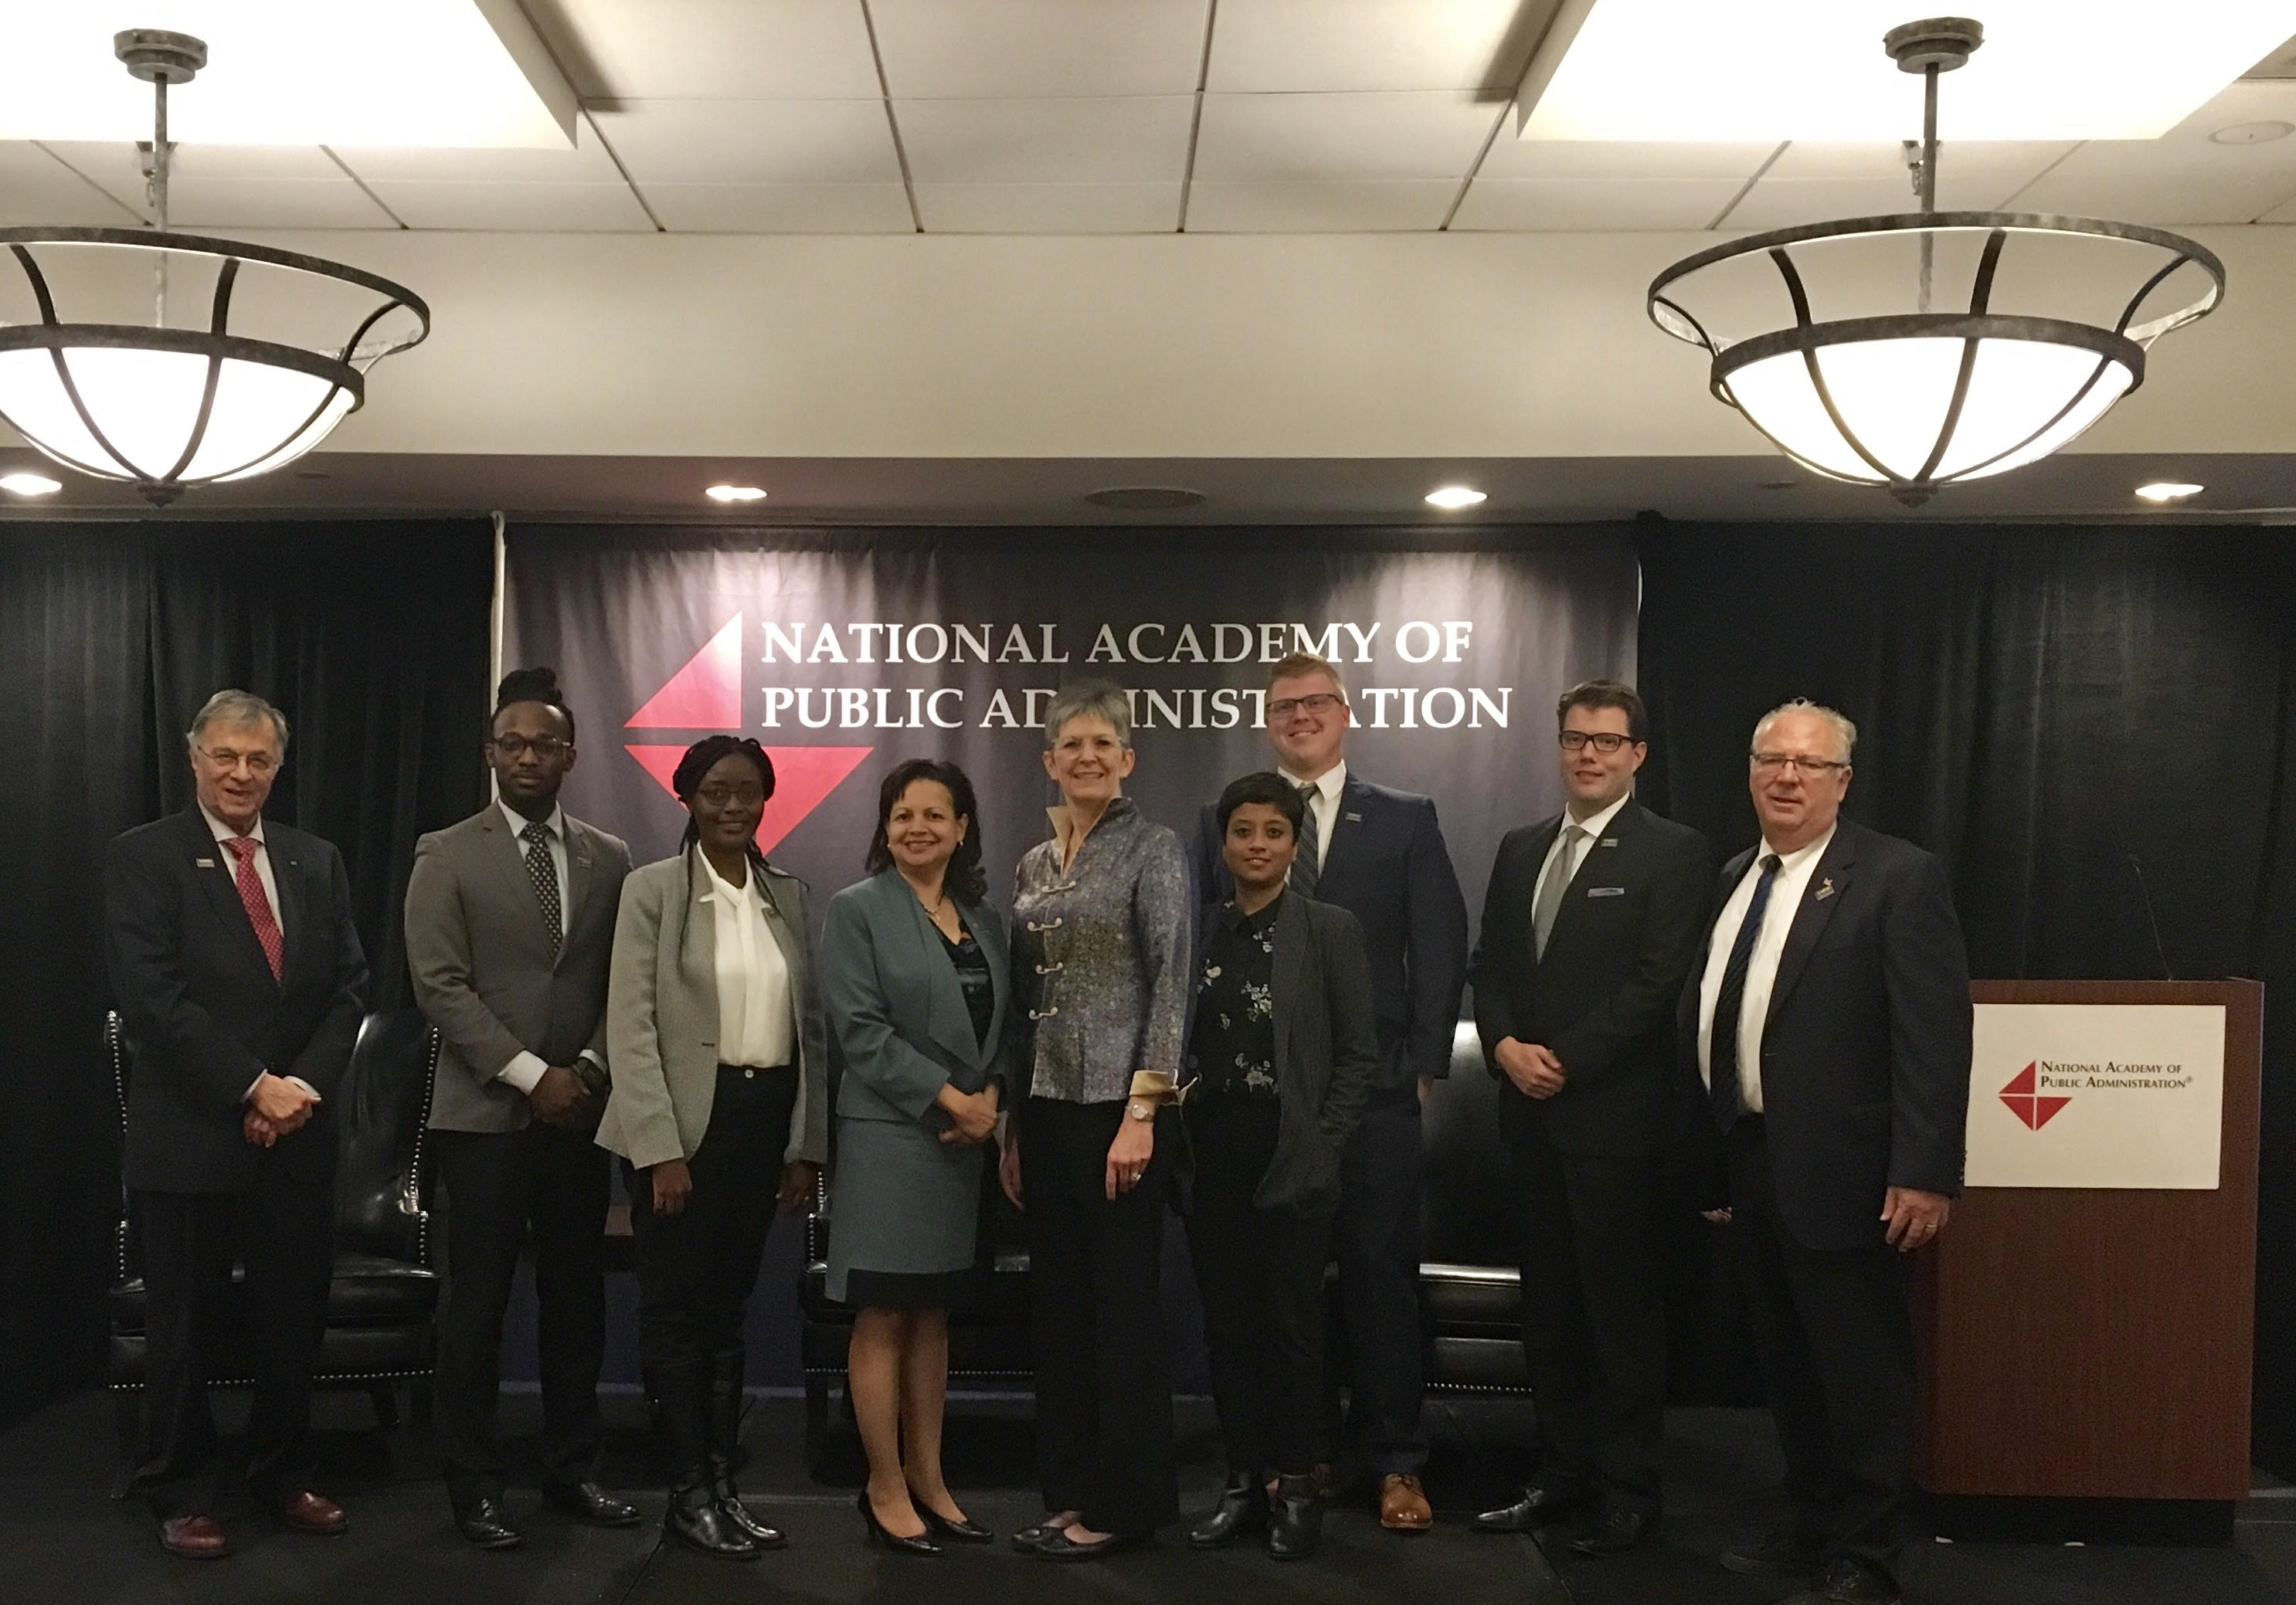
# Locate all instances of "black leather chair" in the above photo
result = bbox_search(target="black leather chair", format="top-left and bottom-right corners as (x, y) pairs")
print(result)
(1417, 1020), (1533, 1392)
(107, 1009), (443, 1443)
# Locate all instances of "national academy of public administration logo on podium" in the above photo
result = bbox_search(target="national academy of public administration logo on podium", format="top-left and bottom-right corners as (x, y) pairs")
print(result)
(1999, 1062), (2070, 1132)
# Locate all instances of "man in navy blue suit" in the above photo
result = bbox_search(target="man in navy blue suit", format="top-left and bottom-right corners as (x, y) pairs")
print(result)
(106, 690), (369, 1559)
(1192, 651), (1469, 1533)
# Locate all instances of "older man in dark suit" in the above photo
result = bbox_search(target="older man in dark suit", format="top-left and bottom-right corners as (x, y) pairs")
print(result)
(1469, 680), (1710, 1556)
(405, 668), (635, 1549)
(105, 689), (369, 1559)
(1683, 700), (1971, 1605)
(1191, 650), (1469, 1533)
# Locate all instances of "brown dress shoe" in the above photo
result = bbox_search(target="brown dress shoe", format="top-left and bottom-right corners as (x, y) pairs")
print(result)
(271, 1490), (348, 1535)
(161, 1514), (232, 1559)
(1378, 1473), (1432, 1532)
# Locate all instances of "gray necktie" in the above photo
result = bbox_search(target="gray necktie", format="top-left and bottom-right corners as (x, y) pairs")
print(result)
(1532, 825), (1586, 959)
(1290, 782), (1320, 898)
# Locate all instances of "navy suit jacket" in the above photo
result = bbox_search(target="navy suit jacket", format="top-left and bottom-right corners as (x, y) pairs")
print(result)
(106, 808), (370, 1193)
(1678, 816), (1972, 1250)
(1193, 772), (1468, 1095)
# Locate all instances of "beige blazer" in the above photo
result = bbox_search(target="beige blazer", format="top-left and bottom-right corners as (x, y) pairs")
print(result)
(596, 849), (829, 1172)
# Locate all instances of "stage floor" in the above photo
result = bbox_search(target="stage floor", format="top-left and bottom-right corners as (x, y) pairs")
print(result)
(2, 1388), (2291, 1605)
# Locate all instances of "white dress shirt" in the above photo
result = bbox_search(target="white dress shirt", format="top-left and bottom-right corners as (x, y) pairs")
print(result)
(494, 799), (594, 1094)
(701, 853), (796, 1071)
(1530, 791), (1632, 929)
(1695, 823), (1838, 1114)
(199, 804), (314, 1103)
(1279, 759), (1347, 874)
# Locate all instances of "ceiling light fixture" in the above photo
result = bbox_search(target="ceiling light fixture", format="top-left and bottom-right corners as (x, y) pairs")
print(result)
(1425, 486), (1488, 509)
(705, 484), (768, 503)
(2135, 481), (2203, 502)
(0, 30), (427, 507)
(0, 471), (63, 496)
(1648, 18), (2223, 507)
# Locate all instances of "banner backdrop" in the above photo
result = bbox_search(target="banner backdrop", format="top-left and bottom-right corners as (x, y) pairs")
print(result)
(501, 526), (1640, 937)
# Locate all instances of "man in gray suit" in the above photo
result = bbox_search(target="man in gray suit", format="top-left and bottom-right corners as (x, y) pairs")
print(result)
(405, 669), (636, 1548)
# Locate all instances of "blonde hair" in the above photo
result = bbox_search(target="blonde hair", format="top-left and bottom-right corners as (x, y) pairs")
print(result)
(1267, 651), (1347, 699)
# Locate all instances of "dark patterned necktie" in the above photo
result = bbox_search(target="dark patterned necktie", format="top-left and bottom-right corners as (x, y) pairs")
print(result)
(1708, 853), (1781, 1130)
(224, 836), (284, 982)
(522, 819), (562, 956)
(1290, 782), (1320, 898)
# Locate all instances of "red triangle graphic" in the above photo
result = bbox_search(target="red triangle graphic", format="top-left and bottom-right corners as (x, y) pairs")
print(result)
(2033, 1096), (2071, 1129)
(2001, 1061), (2036, 1097)
(2000, 1094), (2037, 1130)
(625, 743), (874, 857)
(627, 615), (743, 728)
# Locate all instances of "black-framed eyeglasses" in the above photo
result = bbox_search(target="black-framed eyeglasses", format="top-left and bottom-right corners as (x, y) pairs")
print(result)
(489, 734), (569, 758)
(1559, 730), (1636, 753)
(1269, 692), (1343, 719)
(1750, 752), (1849, 775)
(695, 784), (766, 808)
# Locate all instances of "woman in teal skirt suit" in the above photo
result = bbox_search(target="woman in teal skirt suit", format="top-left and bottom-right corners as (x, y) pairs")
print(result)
(820, 758), (1010, 1556)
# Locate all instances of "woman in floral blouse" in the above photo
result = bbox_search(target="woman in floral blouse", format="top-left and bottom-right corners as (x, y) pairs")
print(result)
(1000, 680), (1193, 1561)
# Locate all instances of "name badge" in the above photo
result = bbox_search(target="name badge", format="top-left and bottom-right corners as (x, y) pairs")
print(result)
(1587, 886), (1627, 898)
(1814, 877), (1836, 901)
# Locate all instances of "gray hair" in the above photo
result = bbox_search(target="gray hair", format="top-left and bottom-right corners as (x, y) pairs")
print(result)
(1752, 698), (1855, 763)
(186, 688), (290, 752)
(1041, 680), (1132, 749)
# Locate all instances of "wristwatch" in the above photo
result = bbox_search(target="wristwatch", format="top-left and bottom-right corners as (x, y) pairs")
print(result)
(1126, 1098), (1157, 1122)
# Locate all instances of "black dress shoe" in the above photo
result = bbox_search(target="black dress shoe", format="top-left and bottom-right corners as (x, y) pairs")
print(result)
(1011, 1520), (1066, 1552)
(453, 1495), (525, 1551)
(1187, 1474), (1266, 1549)
(1030, 1528), (1139, 1562)
(1784, 1557), (1901, 1605)
(665, 1485), (760, 1560)
(911, 1495), (993, 1545)
(1265, 1474), (1324, 1563)
(1472, 1484), (1588, 1533)
(543, 1481), (642, 1529)
(1720, 1529), (1827, 1579)
(859, 1489), (943, 1556)
(1567, 1506), (1653, 1557)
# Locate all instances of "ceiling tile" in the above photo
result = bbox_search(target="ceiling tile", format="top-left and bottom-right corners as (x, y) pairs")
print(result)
(532, 0), (883, 99)
(1185, 179), (1455, 231)
(41, 141), (348, 186)
(1194, 91), (1500, 182)
(1476, 137), (1777, 183)
(915, 182), (1181, 233)
(331, 116), (627, 183)
(1452, 177), (1745, 230)
(0, 143), (140, 224)
(871, 0), (1208, 97)
(2011, 81), (2296, 224)
(1720, 141), (2080, 229)
(593, 100), (900, 185)
(1208, 0), (1547, 93)
(896, 97), (1195, 185)
(365, 180), (652, 232)
(145, 180), (399, 229)
(641, 182), (914, 232)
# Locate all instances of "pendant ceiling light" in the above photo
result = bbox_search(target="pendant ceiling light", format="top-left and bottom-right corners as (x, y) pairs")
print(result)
(1647, 17), (2223, 506)
(0, 30), (428, 507)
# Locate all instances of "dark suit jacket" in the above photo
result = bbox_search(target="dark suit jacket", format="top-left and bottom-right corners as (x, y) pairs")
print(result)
(106, 808), (371, 1193)
(1677, 816), (1972, 1251)
(1184, 890), (1381, 1216)
(1471, 799), (1712, 1156)
(1193, 772), (1467, 1094)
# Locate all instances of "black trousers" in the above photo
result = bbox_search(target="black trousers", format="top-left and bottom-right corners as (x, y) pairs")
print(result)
(1022, 1096), (1178, 1536)
(131, 1172), (333, 1518)
(1727, 1118), (1916, 1587)
(431, 1119), (611, 1505)
(1499, 1096), (1667, 1512)
(1186, 1096), (1331, 1478)
(1330, 1095), (1427, 1478)
(627, 1066), (797, 1373)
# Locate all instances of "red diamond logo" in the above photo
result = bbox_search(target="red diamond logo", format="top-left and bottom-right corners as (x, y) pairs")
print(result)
(2000, 1062), (2070, 1131)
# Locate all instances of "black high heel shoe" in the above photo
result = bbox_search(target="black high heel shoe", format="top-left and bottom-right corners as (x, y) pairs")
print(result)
(910, 1490), (993, 1545)
(858, 1490), (943, 1557)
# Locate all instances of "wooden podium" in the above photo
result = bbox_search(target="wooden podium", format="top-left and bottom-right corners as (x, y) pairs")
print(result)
(1916, 979), (2264, 1542)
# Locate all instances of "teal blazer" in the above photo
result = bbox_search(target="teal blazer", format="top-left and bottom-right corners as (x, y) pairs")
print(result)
(821, 870), (1012, 1128)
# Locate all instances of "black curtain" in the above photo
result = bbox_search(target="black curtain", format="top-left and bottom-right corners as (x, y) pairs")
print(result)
(1634, 521), (2296, 1466)
(0, 518), (493, 1430)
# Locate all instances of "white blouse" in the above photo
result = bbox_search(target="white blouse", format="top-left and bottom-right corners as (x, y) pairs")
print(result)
(699, 853), (795, 1071)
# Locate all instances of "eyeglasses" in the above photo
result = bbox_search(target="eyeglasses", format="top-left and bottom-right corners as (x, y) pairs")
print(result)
(488, 734), (569, 758)
(1558, 731), (1636, 754)
(197, 745), (277, 775)
(1269, 692), (1343, 719)
(695, 784), (766, 808)
(1750, 752), (1850, 775)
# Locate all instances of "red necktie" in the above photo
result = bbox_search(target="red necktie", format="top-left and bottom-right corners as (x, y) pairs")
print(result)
(225, 836), (285, 982)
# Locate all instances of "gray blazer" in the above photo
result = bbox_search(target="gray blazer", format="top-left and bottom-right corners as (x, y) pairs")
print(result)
(820, 870), (1013, 1127)
(596, 850), (830, 1172)
(406, 805), (630, 1134)
(1187, 889), (1381, 1216)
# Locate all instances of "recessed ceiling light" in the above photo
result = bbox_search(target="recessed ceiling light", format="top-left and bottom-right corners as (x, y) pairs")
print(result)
(2211, 120), (2293, 145)
(1084, 487), (1206, 511)
(705, 484), (767, 503)
(1425, 486), (1488, 510)
(0, 472), (62, 496)
(2135, 481), (2204, 502)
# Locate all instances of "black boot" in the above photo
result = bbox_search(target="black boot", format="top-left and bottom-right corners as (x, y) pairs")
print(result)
(1188, 1472), (1267, 1549)
(649, 1362), (758, 1560)
(1265, 1473), (1324, 1562)
(707, 1349), (786, 1549)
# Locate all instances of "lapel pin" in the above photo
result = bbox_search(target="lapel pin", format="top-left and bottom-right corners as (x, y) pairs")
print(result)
(195, 857), (215, 868)
(1815, 877), (1836, 901)
(1344, 811), (1363, 823)
(1600, 837), (1618, 847)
